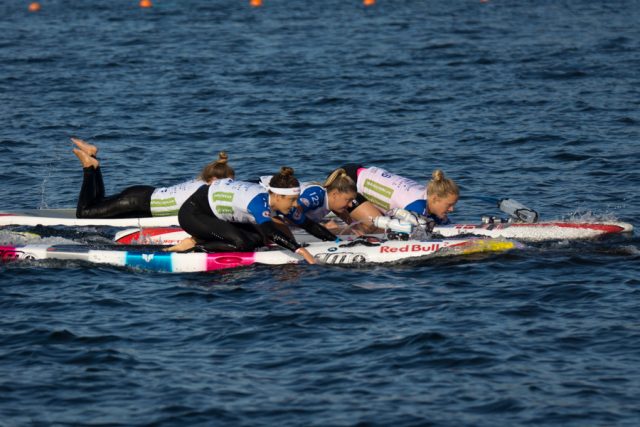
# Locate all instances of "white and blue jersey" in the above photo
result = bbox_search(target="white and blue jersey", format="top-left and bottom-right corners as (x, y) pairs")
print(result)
(287, 183), (330, 224)
(207, 178), (273, 225)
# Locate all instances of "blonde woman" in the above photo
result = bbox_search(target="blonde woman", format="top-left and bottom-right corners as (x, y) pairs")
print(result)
(328, 164), (459, 232)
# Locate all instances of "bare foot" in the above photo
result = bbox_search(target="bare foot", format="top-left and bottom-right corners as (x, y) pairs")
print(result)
(73, 148), (99, 169)
(165, 237), (196, 252)
(71, 137), (98, 157)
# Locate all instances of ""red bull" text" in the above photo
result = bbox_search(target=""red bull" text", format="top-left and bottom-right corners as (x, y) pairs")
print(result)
(379, 243), (441, 253)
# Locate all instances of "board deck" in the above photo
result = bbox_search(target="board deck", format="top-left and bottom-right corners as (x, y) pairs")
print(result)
(0, 209), (178, 227)
(112, 220), (634, 245)
(0, 237), (518, 273)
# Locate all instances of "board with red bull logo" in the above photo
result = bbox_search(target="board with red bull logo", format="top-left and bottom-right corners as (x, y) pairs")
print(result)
(0, 237), (518, 273)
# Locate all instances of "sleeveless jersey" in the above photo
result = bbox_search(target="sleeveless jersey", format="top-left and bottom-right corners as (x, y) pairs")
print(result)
(150, 179), (204, 217)
(356, 167), (427, 215)
(207, 178), (272, 224)
(289, 183), (329, 224)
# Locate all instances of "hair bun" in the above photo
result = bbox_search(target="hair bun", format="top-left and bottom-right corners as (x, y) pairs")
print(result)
(432, 169), (444, 182)
(279, 166), (295, 177)
(217, 151), (228, 164)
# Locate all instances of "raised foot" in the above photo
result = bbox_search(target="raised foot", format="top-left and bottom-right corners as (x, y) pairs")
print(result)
(72, 148), (99, 169)
(71, 137), (98, 157)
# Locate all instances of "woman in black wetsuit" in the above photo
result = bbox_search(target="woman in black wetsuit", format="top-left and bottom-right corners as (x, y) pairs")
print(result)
(71, 137), (234, 219)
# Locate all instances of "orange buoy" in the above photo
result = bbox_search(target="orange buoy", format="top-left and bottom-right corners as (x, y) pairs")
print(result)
(363, 0), (375, 6)
(250, 0), (263, 7)
(28, 2), (41, 12)
(139, 0), (152, 8)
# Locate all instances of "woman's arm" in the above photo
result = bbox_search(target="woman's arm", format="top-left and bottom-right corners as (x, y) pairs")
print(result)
(299, 218), (337, 241)
(257, 221), (316, 264)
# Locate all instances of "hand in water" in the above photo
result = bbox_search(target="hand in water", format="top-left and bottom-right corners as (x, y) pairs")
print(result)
(296, 247), (316, 264)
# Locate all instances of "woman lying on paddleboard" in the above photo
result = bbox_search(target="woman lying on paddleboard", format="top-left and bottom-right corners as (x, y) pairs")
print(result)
(330, 164), (460, 233)
(260, 168), (358, 234)
(167, 167), (332, 264)
(71, 137), (234, 218)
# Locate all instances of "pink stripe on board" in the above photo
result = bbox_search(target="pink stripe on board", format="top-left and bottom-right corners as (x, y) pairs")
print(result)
(0, 246), (20, 261)
(205, 252), (257, 271)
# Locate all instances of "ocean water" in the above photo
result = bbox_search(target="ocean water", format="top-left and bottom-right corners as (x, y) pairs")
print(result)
(1, 1), (640, 425)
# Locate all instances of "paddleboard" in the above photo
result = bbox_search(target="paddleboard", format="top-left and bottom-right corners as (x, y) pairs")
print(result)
(0, 209), (178, 227)
(2, 209), (632, 244)
(0, 237), (518, 273)
(113, 220), (634, 245)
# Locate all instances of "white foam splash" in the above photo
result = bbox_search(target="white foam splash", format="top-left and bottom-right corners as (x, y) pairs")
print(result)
(0, 230), (75, 246)
(561, 209), (622, 223)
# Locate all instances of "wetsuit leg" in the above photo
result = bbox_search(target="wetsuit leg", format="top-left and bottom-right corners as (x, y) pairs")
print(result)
(94, 166), (105, 200)
(76, 167), (103, 216)
(76, 167), (155, 218)
(178, 186), (264, 252)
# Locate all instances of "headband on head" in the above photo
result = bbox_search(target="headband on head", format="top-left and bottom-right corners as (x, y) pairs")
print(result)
(259, 175), (301, 196)
(268, 186), (301, 196)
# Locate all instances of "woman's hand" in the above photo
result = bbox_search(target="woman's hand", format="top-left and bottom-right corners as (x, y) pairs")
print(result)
(165, 237), (196, 252)
(295, 247), (316, 264)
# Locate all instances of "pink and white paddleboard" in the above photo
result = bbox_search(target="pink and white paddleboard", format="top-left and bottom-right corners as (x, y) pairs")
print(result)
(113, 220), (634, 245)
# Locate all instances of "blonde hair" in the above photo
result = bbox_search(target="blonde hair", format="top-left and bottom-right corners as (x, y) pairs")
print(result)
(269, 166), (299, 189)
(199, 152), (235, 182)
(427, 169), (459, 198)
(323, 168), (356, 194)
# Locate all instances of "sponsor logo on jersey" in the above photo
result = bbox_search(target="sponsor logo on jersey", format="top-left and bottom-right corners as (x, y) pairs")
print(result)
(363, 193), (390, 211)
(150, 197), (178, 208)
(363, 178), (393, 198)
(300, 198), (310, 207)
(215, 206), (234, 215)
(211, 191), (234, 203)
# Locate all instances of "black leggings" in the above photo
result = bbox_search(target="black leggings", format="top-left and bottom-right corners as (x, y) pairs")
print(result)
(76, 167), (155, 218)
(178, 185), (265, 252)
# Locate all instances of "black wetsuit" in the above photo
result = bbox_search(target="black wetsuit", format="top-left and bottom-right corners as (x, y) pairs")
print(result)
(178, 185), (314, 253)
(76, 167), (154, 218)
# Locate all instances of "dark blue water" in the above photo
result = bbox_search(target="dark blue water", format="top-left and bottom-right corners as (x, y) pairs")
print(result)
(2, 1), (640, 425)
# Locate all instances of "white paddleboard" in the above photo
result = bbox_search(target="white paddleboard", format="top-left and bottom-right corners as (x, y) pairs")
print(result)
(0, 237), (519, 273)
(0, 209), (178, 227)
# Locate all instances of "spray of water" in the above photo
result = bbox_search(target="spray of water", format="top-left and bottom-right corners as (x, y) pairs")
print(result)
(38, 143), (64, 209)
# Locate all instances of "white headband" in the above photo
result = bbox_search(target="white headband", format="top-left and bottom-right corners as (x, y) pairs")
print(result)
(268, 186), (301, 196)
(259, 175), (301, 196)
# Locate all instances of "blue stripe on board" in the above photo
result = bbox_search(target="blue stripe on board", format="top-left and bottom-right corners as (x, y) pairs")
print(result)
(125, 252), (173, 272)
